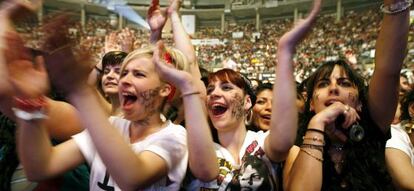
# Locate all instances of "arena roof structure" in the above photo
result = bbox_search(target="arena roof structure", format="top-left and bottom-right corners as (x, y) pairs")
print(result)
(43, 0), (381, 24)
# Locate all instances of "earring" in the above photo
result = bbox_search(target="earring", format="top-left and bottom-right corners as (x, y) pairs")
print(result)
(245, 109), (253, 126)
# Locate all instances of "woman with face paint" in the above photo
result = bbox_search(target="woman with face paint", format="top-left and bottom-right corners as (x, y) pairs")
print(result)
(11, 14), (194, 189)
(184, 1), (322, 190)
(287, 0), (410, 190)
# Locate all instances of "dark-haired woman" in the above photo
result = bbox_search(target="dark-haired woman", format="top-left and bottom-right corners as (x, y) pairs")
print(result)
(92, 51), (128, 116)
(288, 0), (409, 189)
(386, 89), (414, 190)
(251, 83), (273, 131)
(185, 0), (322, 189)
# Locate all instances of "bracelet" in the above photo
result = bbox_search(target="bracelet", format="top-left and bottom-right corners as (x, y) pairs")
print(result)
(303, 136), (325, 145)
(306, 128), (326, 135)
(94, 65), (103, 73)
(380, 0), (412, 14)
(300, 148), (323, 162)
(301, 143), (324, 152)
(12, 107), (48, 121)
(180, 91), (201, 98)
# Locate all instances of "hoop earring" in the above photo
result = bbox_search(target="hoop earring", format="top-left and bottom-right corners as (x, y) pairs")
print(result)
(245, 109), (253, 126)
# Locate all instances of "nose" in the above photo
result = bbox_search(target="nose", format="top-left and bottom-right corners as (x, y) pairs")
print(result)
(107, 70), (117, 80)
(264, 101), (272, 112)
(207, 87), (222, 100)
(328, 83), (339, 95)
(119, 74), (132, 87)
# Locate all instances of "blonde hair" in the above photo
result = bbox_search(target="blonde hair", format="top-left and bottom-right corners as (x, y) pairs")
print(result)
(121, 45), (189, 75)
(120, 45), (190, 109)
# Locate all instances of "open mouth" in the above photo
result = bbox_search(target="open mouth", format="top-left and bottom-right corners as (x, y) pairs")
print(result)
(261, 114), (271, 120)
(210, 104), (228, 116)
(122, 92), (138, 108)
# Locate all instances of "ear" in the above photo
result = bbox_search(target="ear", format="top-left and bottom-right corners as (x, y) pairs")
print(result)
(244, 94), (252, 111)
(356, 100), (363, 112)
(159, 83), (172, 98)
(408, 103), (414, 116)
(309, 99), (314, 112)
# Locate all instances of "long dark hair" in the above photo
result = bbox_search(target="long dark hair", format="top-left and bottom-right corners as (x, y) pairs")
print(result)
(299, 60), (394, 190)
(400, 89), (414, 121)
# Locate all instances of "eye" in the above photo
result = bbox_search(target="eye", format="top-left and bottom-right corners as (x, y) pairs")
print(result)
(114, 68), (121, 75)
(206, 85), (215, 95)
(316, 80), (329, 88)
(256, 99), (266, 105)
(221, 84), (234, 91)
(103, 68), (110, 75)
(338, 79), (353, 87)
(133, 71), (146, 77)
(120, 70), (128, 78)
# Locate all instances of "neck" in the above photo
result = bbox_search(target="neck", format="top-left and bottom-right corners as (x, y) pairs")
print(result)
(108, 94), (121, 115)
(129, 112), (165, 143)
(218, 122), (247, 162)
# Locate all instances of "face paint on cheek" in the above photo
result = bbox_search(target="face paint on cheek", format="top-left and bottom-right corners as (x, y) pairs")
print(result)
(348, 92), (357, 105)
(136, 87), (162, 115)
(228, 93), (245, 120)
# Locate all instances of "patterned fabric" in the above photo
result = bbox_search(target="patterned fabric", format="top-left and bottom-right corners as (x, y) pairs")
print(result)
(185, 131), (284, 191)
(0, 113), (19, 191)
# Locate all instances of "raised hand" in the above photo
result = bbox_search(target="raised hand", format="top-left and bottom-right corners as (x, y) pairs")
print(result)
(310, 102), (360, 143)
(277, 0), (321, 54)
(119, 28), (135, 53)
(4, 31), (48, 98)
(42, 15), (92, 93)
(147, 0), (167, 33)
(153, 41), (192, 90)
(104, 32), (119, 53)
(167, 0), (181, 16)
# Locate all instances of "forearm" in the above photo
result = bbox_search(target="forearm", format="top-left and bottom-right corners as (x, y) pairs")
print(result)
(369, 0), (409, 129)
(182, 83), (218, 181)
(287, 150), (323, 191)
(150, 30), (162, 44)
(266, 50), (298, 161)
(170, 12), (201, 80)
(67, 87), (147, 187)
(16, 120), (55, 180)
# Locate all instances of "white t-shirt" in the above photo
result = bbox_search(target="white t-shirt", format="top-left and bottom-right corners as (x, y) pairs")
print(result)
(386, 124), (414, 165)
(185, 130), (283, 191)
(73, 116), (188, 191)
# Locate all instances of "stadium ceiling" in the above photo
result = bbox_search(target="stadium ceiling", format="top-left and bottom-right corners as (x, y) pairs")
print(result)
(43, 0), (381, 22)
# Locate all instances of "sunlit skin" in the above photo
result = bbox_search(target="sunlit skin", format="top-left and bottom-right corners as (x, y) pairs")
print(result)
(118, 56), (168, 122)
(310, 65), (361, 113)
(206, 79), (250, 132)
(252, 89), (272, 131)
(101, 65), (121, 96)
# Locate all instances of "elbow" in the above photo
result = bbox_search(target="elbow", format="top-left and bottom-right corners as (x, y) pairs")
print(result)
(193, 169), (219, 182)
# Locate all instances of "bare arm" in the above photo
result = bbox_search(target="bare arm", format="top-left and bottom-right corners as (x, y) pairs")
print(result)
(68, 87), (170, 190)
(17, 119), (85, 181)
(385, 148), (414, 190)
(265, 0), (321, 162)
(153, 41), (218, 181)
(368, 0), (410, 132)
